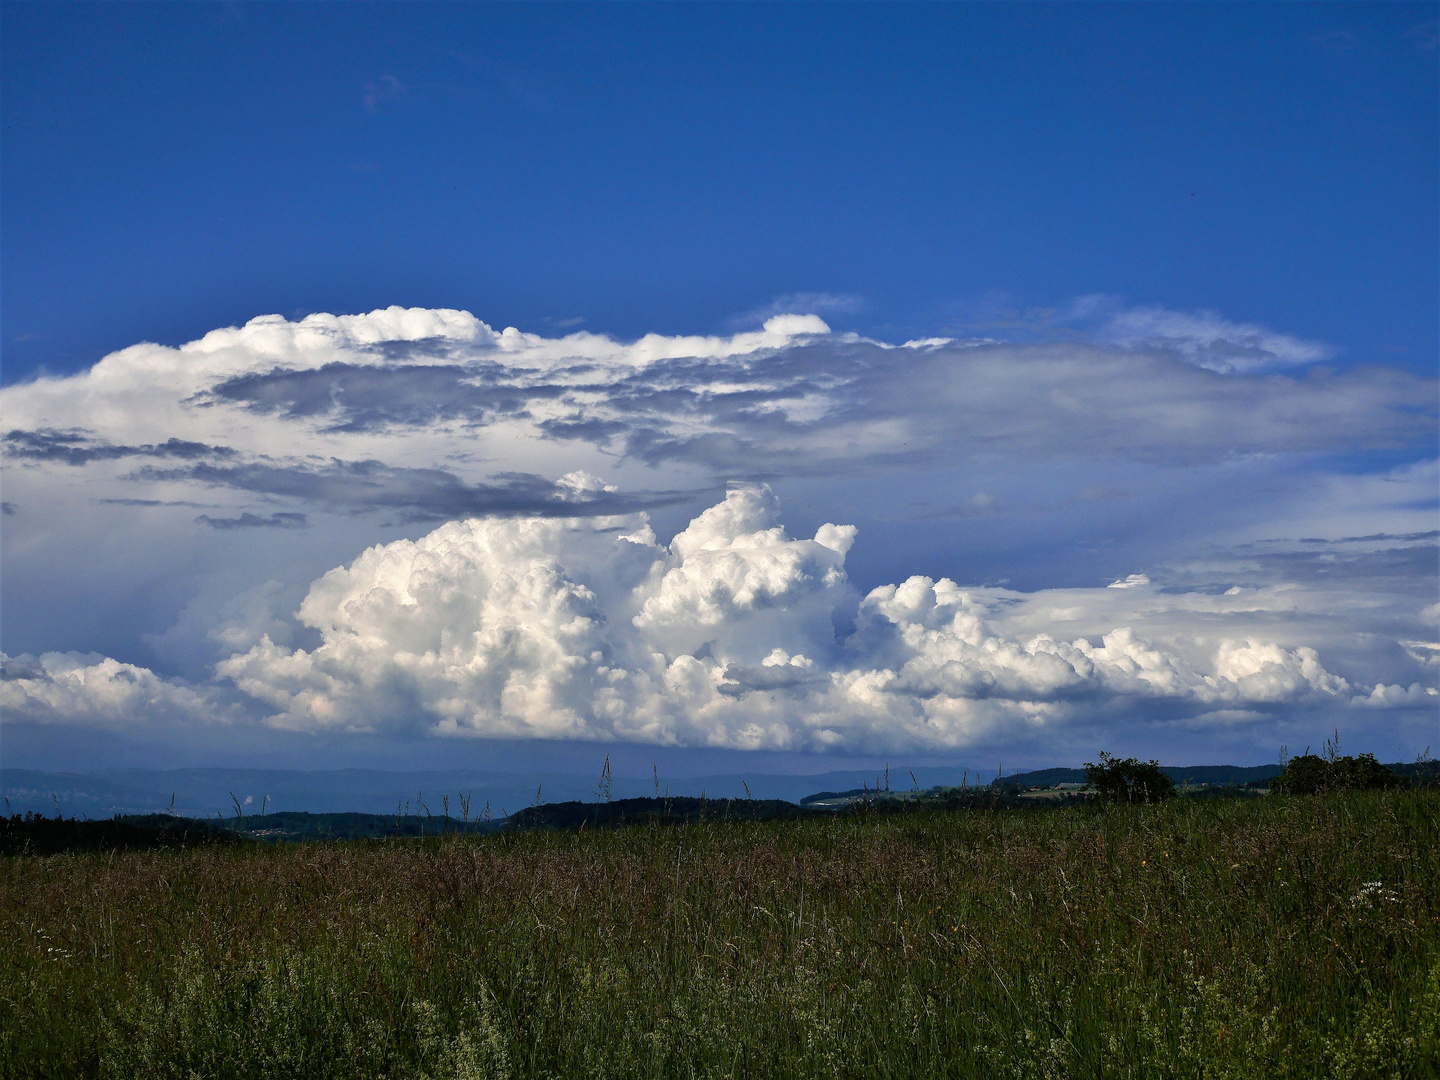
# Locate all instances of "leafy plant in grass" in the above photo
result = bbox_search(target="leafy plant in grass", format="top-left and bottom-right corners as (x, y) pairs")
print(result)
(1270, 753), (1406, 795)
(1084, 752), (1176, 804)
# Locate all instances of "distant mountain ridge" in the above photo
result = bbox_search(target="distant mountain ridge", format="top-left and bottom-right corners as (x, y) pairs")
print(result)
(994, 764), (1285, 789)
(6, 765), (981, 818)
(0, 761), (1331, 818)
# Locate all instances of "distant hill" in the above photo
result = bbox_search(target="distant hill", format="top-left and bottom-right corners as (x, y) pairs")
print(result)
(0, 812), (243, 856)
(0, 810), (506, 854)
(7, 756), (1434, 852)
(219, 810), (506, 841)
(505, 796), (809, 831)
(1, 767), (588, 819)
(996, 764), (1285, 790)
(1, 765), (992, 817)
(5, 759), (1431, 821)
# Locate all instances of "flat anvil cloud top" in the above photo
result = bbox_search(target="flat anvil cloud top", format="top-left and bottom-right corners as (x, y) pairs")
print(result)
(1, 308), (1435, 762)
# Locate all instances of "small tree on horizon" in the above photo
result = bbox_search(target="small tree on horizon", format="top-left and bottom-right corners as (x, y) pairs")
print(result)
(1085, 752), (1176, 804)
(1269, 752), (1405, 795)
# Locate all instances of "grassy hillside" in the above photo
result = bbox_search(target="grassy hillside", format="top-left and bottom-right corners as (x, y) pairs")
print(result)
(3, 790), (1436, 1079)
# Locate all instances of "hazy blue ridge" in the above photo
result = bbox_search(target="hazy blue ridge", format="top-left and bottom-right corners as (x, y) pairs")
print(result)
(6, 761), (1405, 818)
(3, 765), (996, 817)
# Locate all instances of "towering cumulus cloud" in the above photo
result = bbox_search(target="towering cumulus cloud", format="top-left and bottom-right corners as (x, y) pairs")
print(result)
(214, 484), (859, 747)
(198, 484), (1389, 753)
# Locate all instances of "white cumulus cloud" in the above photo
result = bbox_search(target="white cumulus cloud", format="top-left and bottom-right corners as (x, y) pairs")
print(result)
(0, 651), (235, 728)
(196, 487), (1403, 753)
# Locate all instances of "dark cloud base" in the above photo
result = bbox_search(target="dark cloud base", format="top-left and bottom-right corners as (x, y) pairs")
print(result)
(136, 459), (696, 522)
(203, 361), (566, 434)
(196, 512), (309, 530)
(4, 429), (235, 466)
(190, 341), (1440, 478)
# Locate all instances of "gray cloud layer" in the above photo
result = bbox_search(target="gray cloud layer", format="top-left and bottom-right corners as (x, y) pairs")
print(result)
(3, 307), (1433, 516)
(196, 512), (309, 531)
(5, 429), (236, 466)
(203, 361), (566, 433)
(134, 460), (692, 523)
(190, 340), (1432, 474)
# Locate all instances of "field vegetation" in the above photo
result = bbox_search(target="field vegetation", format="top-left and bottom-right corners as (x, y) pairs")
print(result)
(2, 789), (1437, 1079)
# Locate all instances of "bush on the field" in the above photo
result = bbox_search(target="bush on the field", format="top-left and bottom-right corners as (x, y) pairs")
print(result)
(1084, 752), (1176, 804)
(1270, 753), (1406, 795)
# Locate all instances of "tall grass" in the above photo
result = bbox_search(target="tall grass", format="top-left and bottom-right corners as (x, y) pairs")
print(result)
(3, 791), (1437, 1078)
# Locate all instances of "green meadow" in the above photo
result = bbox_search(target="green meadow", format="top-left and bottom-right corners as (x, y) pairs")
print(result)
(3, 790), (1437, 1079)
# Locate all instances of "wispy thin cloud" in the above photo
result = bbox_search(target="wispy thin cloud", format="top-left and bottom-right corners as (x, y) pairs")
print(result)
(1062, 295), (1337, 373)
(1406, 18), (1439, 50)
(362, 74), (407, 112)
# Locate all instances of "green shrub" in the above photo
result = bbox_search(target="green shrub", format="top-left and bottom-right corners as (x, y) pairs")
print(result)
(1270, 753), (1406, 795)
(1084, 751), (1176, 803)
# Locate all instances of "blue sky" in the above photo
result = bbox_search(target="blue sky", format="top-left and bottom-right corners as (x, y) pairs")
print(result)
(6, 3), (1435, 378)
(2, 3), (1436, 776)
